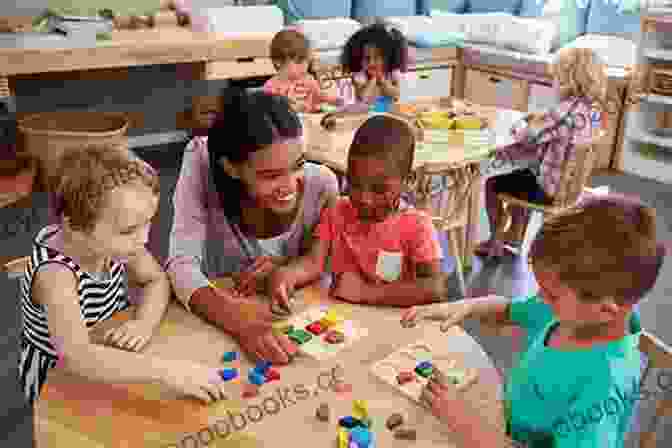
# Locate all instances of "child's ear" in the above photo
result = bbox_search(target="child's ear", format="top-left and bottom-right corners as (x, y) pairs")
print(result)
(218, 157), (241, 179)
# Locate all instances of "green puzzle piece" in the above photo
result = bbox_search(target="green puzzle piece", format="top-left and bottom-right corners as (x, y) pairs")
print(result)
(415, 366), (434, 378)
(288, 329), (312, 345)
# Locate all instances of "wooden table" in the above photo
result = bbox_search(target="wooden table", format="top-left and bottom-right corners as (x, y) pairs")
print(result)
(302, 100), (525, 269)
(0, 27), (276, 131)
(35, 280), (504, 448)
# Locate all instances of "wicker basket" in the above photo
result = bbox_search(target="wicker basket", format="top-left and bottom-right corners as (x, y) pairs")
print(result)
(18, 111), (129, 190)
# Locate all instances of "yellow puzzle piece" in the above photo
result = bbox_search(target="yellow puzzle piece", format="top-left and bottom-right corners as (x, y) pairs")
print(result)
(338, 427), (349, 448)
(322, 309), (344, 326)
(352, 399), (369, 421)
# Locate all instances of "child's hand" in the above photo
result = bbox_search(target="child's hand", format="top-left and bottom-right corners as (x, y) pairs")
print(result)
(103, 319), (156, 352)
(330, 271), (370, 304)
(420, 375), (473, 427)
(160, 360), (230, 404)
(400, 301), (473, 331)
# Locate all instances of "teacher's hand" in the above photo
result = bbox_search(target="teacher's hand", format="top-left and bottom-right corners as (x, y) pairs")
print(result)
(233, 256), (277, 297)
(225, 293), (298, 365)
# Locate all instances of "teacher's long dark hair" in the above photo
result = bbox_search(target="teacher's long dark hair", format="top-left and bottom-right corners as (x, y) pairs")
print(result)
(207, 88), (303, 224)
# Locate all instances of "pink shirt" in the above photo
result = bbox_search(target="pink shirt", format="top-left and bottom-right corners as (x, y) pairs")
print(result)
(165, 136), (340, 311)
(316, 197), (443, 284)
(263, 74), (343, 113)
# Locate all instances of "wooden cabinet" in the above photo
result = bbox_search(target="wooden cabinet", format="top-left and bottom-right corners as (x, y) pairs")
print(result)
(400, 68), (453, 103)
(464, 69), (528, 111)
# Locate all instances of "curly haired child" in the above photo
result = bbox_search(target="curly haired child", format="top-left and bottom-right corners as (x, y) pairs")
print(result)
(477, 47), (610, 258)
(19, 145), (231, 406)
(263, 29), (343, 113)
(340, 21), (408, 106)
(267, 114), (462, 308)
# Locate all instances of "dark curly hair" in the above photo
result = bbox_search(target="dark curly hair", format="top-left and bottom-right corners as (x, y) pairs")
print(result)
(340, 22), (408, 76)
(207, 88), (302, 223)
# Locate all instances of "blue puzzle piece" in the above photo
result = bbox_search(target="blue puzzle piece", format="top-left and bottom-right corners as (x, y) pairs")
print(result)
(248, 370), (266, 386)
(339, 416), (365, 429)
(416, 361), (433, 371)
(349, 427), (373, 448)
(254, 361), (272, 375)
(219, 368), (238, 381)
(222, 351), (238, 362)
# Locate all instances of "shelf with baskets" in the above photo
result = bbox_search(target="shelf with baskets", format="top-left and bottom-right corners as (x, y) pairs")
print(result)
(621, 9), (672, 183)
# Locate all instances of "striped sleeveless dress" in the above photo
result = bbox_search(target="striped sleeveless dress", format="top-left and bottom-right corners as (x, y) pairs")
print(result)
(18, 225), (130, 405)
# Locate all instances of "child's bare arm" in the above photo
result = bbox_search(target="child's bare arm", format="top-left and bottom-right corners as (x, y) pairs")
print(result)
(350, 261), (447, 306)
(126, 247), (171, 329)
(34, 264), (176, 384)
(467, 295), (515, 327)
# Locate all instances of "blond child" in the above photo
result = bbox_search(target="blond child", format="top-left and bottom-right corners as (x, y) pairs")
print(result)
(266, 114), (461, 308)
(19, 145), (229, 406)
(263, 29), (343, 113)
(402, 193), (664, 448)
(477, 47), (609, 257)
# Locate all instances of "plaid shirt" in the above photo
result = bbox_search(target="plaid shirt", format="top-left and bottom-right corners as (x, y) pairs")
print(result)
(497, 97), (594, 198)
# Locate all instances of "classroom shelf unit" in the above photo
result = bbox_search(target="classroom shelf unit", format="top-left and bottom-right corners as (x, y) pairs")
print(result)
(622, 9), (672, 184)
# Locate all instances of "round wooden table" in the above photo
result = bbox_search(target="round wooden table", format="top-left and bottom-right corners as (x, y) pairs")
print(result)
(35, 280), (504, 448)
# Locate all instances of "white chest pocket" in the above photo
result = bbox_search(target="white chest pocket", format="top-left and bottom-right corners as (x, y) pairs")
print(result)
(376, 250), (403, 282)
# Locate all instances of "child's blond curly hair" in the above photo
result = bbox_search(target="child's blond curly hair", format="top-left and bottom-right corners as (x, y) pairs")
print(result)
(54, 145), (159, 233)
(551, 47), (611, 113)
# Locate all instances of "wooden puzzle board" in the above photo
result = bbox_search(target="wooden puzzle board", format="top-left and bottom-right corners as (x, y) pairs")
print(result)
(370, 340), (478, 405)
(283, 305), (369, 361)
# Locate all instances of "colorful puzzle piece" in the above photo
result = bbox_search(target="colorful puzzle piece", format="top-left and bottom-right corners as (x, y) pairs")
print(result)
(285, 307), (367, 360)
(306, 321), (327, 335)
(338, 428), (350, 448)
(325, 330), (346, 344)
(248, 370), (266, 386)
(371, 339), (478, 406)
(219, 368), (238, 382)
(254, 361), (272, 375)
(222, 351), (238, 362)
(288, 329), (313, 345)
(265, 368), (281, 382)
(352, 400), (369, 421)
(350, 427), (373, 448)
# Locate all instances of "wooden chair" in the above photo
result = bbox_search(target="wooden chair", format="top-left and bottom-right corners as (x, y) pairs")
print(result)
(637, 330), (672, 448)
(495, 140), (602, 257)
(410, 163), (479, 299)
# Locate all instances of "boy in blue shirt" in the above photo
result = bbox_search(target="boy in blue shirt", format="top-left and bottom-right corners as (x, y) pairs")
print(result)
(401, 193), (666, 447)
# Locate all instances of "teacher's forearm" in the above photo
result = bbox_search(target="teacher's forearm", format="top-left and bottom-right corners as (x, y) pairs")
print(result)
(189, 287), (241, 335)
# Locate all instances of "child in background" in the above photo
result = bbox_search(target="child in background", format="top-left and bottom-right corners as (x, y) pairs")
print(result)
(341, 22), (407, 107)
(19, 145), (230, 406)
(402, 193), (663, 448)
(267, 114), (461, 308)
(477, 47), (608, 258)
(264, 29), (343, 113)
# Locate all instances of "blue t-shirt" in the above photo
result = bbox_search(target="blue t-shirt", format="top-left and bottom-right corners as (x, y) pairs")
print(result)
(505, 295), (642, 448)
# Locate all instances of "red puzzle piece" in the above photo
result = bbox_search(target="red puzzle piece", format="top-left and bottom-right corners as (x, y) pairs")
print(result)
(306, 321), (326, 335)
(265, 368), (281, 382)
